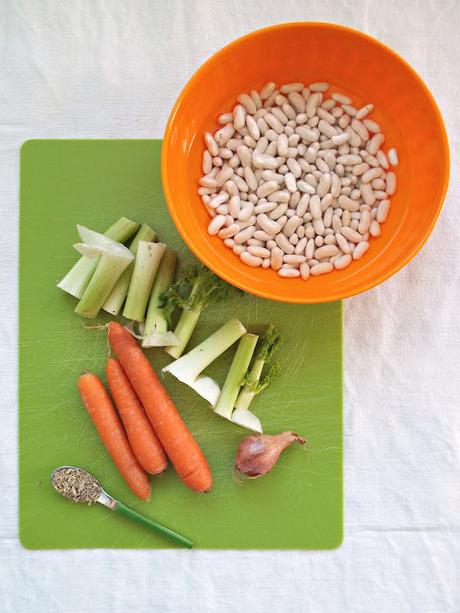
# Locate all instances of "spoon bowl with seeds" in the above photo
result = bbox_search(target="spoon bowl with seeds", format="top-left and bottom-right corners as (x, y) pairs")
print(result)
(51, 466), (193, 548)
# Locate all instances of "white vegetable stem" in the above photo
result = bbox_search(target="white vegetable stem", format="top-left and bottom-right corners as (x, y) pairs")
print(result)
(163, 319), (246, 404)
(214, 333), (259, 419)
(74, 240), (134, 318)
(123, 241), (166, 322)
(57, 217), (139, 298)
(103, 223), (157, 316)
(142, 249), (178, 347)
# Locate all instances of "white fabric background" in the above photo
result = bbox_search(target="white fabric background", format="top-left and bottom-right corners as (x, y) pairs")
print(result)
(1, 1), (459, 611)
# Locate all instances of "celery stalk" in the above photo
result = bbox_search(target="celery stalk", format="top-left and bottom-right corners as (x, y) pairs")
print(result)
(123, 242), (166, 322)
(163, 319), (246, 404)
(74, 242), (134, 318)
(164, 266), (231, 359)
(214, 333), (259, 419)
(142, 250), (178, 347)
(103, 223), (157, 315)
(57, 217), (139, 298)
(234, 324), (281, 411)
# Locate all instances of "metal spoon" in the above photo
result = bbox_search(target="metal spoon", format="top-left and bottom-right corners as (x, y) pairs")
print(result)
(51, 466), (193, 549)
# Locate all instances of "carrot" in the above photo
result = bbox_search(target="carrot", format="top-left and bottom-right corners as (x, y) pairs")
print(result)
(107, 321), (212, 493)
(106, 358), (167, 475)
(77, 372), (151, 501)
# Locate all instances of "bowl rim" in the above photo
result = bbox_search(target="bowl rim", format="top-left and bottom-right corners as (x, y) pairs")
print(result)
(162, 21), (450, 304)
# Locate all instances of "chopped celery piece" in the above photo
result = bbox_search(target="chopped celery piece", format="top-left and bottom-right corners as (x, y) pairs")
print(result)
(123, 241), (166, 322)
(164, 265), (231, 359)
(214, 333), (259, 419)
(103, 223), (157, 315)
(57, 217), (139, 298)
(74, 240), (134, 318)
(235, 324), (281, 411)
(163, 319), (246, 405)
(143, 249), (179, 347)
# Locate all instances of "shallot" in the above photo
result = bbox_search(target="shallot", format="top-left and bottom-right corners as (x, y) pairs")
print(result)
(234, 431), (306, 478)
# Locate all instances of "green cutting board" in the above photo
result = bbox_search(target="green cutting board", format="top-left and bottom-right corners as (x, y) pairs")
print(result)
(19, 139), (342, 550)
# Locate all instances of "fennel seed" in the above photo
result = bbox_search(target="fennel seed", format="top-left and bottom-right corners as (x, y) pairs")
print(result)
(52, 467), (101, 504)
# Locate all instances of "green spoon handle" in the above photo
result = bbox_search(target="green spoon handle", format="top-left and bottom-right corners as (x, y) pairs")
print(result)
(114, 501), (193, 549)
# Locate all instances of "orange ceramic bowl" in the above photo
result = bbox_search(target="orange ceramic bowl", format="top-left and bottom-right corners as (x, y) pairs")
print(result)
(162, 23), (449, 303)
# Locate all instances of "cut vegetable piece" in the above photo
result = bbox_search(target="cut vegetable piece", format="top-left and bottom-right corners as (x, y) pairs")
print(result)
(230, 407), (263, 433)
(164, 265), (232, 359)
(163, 319), (246, 404)
(103, 223), (157, 316)
(143, 249), (178, 347)
(74, 240), (134, 318)
(214, 333), (259, 419)
(123, 242), (166, 322)
(57, 217), (139, 299)
(189, 375), (221, 406)
(235, 324), (281, 411)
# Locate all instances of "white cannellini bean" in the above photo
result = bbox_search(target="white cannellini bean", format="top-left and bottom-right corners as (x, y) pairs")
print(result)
(336, 154), (362, 165)
(258, 213), (282, 235)
(283, 215), (303, 236)
(369, 220), (381, 237)
(367, 133), (385, 155)
(271, 247), (284, 270)
(237, 93), (257, 114)
(204, 132), (219, 156)
(234, 226), (256, 244)
(311, 262), (334, 276)
(250, 89), (262, 109)
(257, 180), (279, 198)
(275, 233), (294, 254)
(215, 123), (235, 146)
(215, 165), (234, 186)
(243, 167), (258, 191)
(377, 199), (391, 223)
(362, 167), (384, 183)
(353, 241), (369, 260)
(315, 245), (339, 259)
(238, 203), (255, 221)
(208, 215), (226, 235)
(335, 232), (350, 254)
(388, 148), (399, 166)
(240, 251), (262, 267)
(358, 210), (372, 234)
(295, 237), (308, 254)
(269, 203), (288, 220)
(202, 150), (213, 174)
(341, 226), (363, 243)
(252, 151), (278, 170)
(224, 238), (235, 248)
(278, 267), (301, 278)
(248, 245), (271, 258)
(351, 118), (369, 141)
(277, 133), (289, 156)
(271, 107), (289, 124)
(218, 224), (240, 239)
(332, 92), (351, 104)
(288, 92), (306, 113)
(355, 104), (374, 119)
(260, 81), (276, 99)
(284, 254), (306, 264)
(246, 115), (260, 140)
(233, 244), (246, 255)
(280, 82), (304, 94)
(309, 82), (329, 92)
(334, 254), (352, 269)
(385, 172), (397, 195)
(363, 119), (380, 133)
(209, 192), (229, 208)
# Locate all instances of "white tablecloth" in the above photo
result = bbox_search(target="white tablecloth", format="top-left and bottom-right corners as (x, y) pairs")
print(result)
(1, 1), (459, 611)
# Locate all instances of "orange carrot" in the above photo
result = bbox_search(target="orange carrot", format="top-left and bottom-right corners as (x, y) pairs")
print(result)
(77, 372), (151, 501)
(106, 357), (167, 475)
(108, 322), (212, 493)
